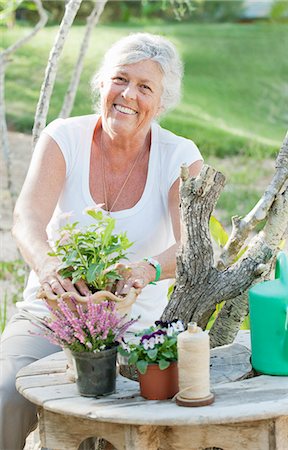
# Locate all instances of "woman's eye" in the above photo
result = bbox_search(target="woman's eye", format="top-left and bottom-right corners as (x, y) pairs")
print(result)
(141, 84), (152, 92)
(112, 77), (126, 83)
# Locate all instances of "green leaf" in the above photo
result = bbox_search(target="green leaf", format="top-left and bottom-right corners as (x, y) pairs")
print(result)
(86, 263), (98, 284)
(102, 219), (115, 247)
(234, 245), (248, 262)
(161, 350), (174, 359)
(128, 352), (138, 365)
(147, 348), (158, 360)
(136, 360), (148, 374)
(209, 216), (229, 248)
(104, 270), (122, 281)
(86, 263), (105, 284)
(117, 346), (129, 357)
(71, 273), (83, 284)
(278, 239), (286, 250)
(159, 359), (170, 370)
(166, 337), (177, 347)
(85, 209), (103, 221)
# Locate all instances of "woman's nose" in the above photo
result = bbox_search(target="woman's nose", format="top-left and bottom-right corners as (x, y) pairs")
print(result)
(121, 83), (137, 100)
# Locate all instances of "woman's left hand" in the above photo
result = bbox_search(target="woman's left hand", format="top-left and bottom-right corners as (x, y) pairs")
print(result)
(114, 261), (156, 295)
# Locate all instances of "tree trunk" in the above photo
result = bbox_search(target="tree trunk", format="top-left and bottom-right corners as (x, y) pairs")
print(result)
(59, 0), (108, 119)
(161, 133), (288, 346)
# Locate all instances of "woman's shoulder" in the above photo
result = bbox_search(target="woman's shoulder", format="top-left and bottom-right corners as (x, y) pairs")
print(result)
(44, 114), (98, 136)
(155, 122), (199, 151)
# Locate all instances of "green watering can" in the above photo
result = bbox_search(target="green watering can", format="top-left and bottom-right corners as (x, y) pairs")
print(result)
(248, 251), (288, 375)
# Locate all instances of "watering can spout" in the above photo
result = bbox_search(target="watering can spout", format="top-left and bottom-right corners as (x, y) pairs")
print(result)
(248, 251), (288, 376)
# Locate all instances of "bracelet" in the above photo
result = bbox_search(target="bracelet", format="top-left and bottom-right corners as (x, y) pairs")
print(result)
(143, 257), (161, 284)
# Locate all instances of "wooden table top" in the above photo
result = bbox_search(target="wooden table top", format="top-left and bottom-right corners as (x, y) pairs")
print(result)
(16, 331), (288, 428)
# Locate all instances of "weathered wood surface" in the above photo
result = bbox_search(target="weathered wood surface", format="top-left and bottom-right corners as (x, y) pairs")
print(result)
(16, 331), (288, 450)
(16, 333), (288, 427)
(17, 368), (288, 426)
(37, 409), (288, 450)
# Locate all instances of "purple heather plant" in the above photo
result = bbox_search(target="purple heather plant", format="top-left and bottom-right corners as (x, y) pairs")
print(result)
(41, 298), (137, 353)
(118, 319), (184, 374)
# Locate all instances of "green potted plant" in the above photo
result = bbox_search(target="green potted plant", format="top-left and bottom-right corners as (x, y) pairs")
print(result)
(119, 320), (185, 400)
(38, 207), (140, 316)
(38, 297), (137, 397)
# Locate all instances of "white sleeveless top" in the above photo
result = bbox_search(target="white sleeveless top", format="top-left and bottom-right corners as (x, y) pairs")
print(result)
(17, 114), (203, 331)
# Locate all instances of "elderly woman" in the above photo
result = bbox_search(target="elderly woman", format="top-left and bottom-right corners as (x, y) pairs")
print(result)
(0, 33), (203, 449)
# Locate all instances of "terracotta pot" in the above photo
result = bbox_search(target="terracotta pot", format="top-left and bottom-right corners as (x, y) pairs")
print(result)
(138, 362), (179, 400)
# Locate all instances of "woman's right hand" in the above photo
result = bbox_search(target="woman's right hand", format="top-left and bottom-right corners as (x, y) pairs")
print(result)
(38, 257), (90, 299)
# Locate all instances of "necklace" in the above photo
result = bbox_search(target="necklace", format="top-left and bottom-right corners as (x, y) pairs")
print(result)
(100, 133), (148, 214)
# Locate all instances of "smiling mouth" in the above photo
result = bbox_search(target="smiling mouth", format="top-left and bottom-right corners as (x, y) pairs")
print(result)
(114, 104), (137, 115)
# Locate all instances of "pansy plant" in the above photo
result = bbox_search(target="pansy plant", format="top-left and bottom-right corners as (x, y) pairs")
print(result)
(119, 320), (185, 374)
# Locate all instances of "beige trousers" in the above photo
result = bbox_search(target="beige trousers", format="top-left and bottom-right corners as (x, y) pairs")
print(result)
(0, 313), (61, 450)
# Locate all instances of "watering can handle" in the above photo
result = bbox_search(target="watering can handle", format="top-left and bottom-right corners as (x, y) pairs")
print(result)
(275, 251), (288, 285)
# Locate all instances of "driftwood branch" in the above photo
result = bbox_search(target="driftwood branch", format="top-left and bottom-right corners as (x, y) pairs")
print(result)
(211, 183), (288, 346)
(59, 0), (108, 119)
(161, 132), (288, 346)
(32, 0), (83, 147)
(218, 132), (288, 269)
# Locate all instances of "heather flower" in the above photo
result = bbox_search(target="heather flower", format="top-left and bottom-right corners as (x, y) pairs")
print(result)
(118, 320), (184, 374)
(41, 299), (138, 353)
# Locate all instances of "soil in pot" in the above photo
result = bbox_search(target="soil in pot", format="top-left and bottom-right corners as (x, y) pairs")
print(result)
(72, 346), (118, 397)
(138, 361), (179, 400)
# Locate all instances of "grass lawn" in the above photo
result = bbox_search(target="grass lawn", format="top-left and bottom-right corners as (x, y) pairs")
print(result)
(2, 21), (287, 227)
(2, 21), (287, 159)
(2, 21), (287, 331)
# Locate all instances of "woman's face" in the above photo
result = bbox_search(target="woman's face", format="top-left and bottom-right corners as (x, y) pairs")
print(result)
(99, 59), (163, 139)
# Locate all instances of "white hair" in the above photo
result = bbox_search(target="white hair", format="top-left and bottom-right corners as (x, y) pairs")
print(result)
(91, 32), (183, 114)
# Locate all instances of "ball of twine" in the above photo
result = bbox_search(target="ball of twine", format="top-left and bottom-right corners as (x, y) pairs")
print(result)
(177, 322), (213, 402)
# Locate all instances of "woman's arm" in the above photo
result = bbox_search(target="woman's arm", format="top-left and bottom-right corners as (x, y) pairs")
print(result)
(116, 159), (203, 294)
(12, 133), (89, 297)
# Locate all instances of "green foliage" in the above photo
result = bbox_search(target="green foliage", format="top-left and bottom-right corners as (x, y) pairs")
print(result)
(161, 0), (195, 21)
(0, 0), (18, 26)
(0, 259), (26, 332)
(0, 259), (26, 303)
(49, 208), (133, 292)
(207, 215), (251, 330)
(0, 0), (38, 26)
(100, 0), (197, 24)
(206, 303), (250, 331)
(2, 22), (286, 227)
(191, 0), (244, 22)
(270, 1), (288, 21)
(209, 216), (229, 248)
(0, 293), (8, 333)
(3, 23), (287, 156)
(118, 320), (184, 374)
